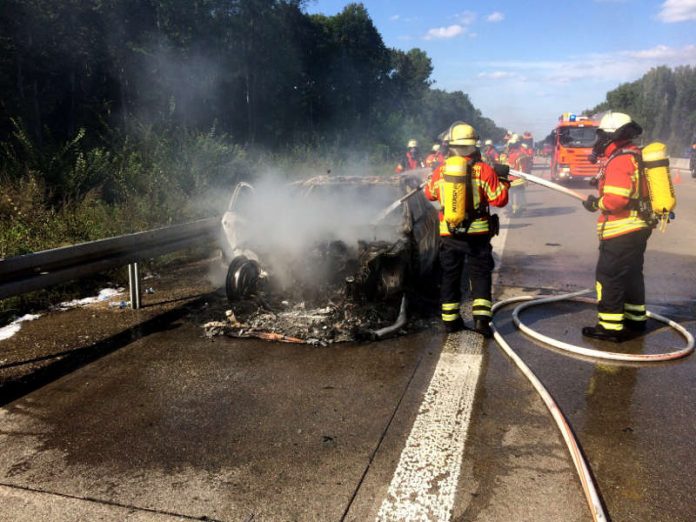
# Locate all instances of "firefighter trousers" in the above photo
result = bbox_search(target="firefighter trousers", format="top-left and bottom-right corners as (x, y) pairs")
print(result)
(595, 228), (651, 330)
(439, 235), (494, 326)
(510, 185), (526, 214)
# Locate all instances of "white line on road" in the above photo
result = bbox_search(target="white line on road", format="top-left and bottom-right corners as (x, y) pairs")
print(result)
(376, 209), (512, 521)
(376, 331), (484, 521)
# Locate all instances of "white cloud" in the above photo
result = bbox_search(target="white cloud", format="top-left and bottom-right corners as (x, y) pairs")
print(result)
(424, 24), (465, 40)
(424, 11), (478, 40)
(454, 11), (477, 25)
(477, 44), (696, 84)
(455, 44), (696, 136)
(477, 71), (518, 80)
(390, 14), (400, 21)
(623, 44), (696, 59)
(658, 0), (696, 22)
(486, 11), (505, 22)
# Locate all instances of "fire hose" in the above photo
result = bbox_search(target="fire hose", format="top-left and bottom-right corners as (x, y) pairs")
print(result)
(490, 169), (695, 520)
(491, 292), (694, 521)
(508, 168), (587, 201)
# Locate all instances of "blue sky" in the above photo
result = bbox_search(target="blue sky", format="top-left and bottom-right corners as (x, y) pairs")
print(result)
(306, 0), (696, 138)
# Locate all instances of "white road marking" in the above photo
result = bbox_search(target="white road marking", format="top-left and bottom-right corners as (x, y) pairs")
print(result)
(376, 331), (484, 521)
(376, 206), (512, 521)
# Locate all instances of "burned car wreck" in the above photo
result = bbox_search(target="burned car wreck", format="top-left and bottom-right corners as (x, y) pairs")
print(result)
(204, 173), (440, 344)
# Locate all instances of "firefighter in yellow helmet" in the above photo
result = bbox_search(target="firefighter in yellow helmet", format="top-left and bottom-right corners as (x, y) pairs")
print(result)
(581, 111), (650, 342)
(425, 143), (441, 168)
(483, 139), (499, 164)
(506, 134), (528, 216)
(395, 139), (424, 173)
(424, 122), (510, 336)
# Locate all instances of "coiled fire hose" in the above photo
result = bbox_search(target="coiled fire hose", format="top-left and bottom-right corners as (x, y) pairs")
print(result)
(491, 289), (695, 522)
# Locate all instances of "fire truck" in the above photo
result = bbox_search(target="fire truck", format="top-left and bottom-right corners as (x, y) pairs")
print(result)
(549, 113), (601, 183)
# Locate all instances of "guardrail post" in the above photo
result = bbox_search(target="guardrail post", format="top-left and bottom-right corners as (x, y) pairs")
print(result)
(128, 262), (142, 309)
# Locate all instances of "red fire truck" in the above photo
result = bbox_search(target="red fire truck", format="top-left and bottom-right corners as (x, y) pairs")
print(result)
(549, 113), (601, 183)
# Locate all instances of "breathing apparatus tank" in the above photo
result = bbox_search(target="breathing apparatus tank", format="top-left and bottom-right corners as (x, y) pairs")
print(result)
(442, 156), (469, 229)
(641, 142), (676, 231)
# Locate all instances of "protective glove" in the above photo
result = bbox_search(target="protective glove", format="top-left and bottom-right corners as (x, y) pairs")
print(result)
(583, 195), (599, 212)
(493, 163), (510, 183)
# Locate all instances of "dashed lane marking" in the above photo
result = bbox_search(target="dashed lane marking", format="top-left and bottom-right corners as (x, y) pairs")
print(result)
(376, 331), (484, 521)
(376, 209), (511, 522)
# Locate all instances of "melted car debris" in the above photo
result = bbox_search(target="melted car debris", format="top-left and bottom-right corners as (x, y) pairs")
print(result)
(203, 174), (439, 344)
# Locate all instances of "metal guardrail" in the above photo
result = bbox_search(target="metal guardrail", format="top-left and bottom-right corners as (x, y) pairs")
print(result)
(0, 217), (221, 308)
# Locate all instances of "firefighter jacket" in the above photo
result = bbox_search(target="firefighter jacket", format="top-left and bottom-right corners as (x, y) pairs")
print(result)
(506, 148), (530, 187)
(595, 142), (650, 240)
(395, 151), (423, 173)
(424, 157), (508, 236)
(425, 151), (446, 170)
(425, 152), (438, 168)
(483, 146), (499, 164)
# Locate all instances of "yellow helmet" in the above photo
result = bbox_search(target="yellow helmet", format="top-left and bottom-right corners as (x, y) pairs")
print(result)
(448, 122), (478, 146)
(407, 139), (418, 148)
(508, 133), (520, 144)
(484, 139), (493, 146)
(431, 143), (440, 152)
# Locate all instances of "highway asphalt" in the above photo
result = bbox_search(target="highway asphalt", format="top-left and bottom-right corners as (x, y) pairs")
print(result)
(0, 164), (694, 521)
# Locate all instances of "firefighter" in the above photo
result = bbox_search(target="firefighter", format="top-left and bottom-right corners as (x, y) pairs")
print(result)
(425, 143), (441, 169)
(483, 139), (499, 164)
(522, 131), (534, 155)
(582, 112), (650, 342)
(395, 139), (424, 173)
(424, 122), (509, 336)
(506, 135), (529, 215)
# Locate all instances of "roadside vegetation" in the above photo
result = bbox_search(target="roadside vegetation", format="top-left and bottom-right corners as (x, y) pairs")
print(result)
(0, 1), (504, 259)
(587, 65), (696, 154)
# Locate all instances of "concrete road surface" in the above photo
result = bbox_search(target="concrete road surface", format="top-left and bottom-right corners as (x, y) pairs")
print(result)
(0, 164), (694, 521)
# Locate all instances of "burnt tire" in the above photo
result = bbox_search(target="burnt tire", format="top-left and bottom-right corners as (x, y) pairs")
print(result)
(226, 256), (261, 301)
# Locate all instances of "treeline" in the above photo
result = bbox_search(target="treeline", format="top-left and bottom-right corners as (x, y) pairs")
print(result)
(0, 1), (503, 153)
(587, 65), (696, 154)
(0, 1), (504, 257)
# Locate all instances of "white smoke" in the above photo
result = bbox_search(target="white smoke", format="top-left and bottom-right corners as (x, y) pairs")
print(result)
(221, 169), (407, 290)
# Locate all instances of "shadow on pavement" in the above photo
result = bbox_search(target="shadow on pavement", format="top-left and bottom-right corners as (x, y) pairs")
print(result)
(500, 223), (530, 230)
(0, 294), (212, 408)
(510, 206), (576, 218)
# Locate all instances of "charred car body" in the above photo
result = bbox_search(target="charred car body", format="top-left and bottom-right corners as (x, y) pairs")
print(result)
(212, 173), (439, 344)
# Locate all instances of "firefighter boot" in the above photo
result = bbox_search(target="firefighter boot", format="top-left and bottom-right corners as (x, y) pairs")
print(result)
(474, 317), (493, 339)
(581, 324), (629, 343)
(444, 317), (466, 333)
(624, 318), (647, 333)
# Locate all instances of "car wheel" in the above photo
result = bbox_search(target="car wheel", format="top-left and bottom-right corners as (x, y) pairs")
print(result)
(226, 256), (261, 301)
